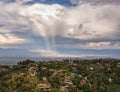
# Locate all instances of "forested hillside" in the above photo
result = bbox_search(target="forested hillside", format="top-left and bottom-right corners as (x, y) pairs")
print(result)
(0, 59), (120, 92)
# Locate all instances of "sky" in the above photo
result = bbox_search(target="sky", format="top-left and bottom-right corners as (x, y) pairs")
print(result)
(0, 0), (120, 59)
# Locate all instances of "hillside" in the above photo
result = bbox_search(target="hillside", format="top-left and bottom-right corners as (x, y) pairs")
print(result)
(0, 59), (120, 92)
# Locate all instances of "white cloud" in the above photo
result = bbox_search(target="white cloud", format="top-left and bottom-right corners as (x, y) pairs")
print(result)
(19, 4), (64, 37)
(64, 4), (120, 40)
(0, 1), (120, 40)
(87, 42), (110, 47)
(17, 3), (120, 41)
(0, 33), (26, 44)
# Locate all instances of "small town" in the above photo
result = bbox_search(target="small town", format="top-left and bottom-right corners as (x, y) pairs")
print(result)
(0, 58), (120, 92)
